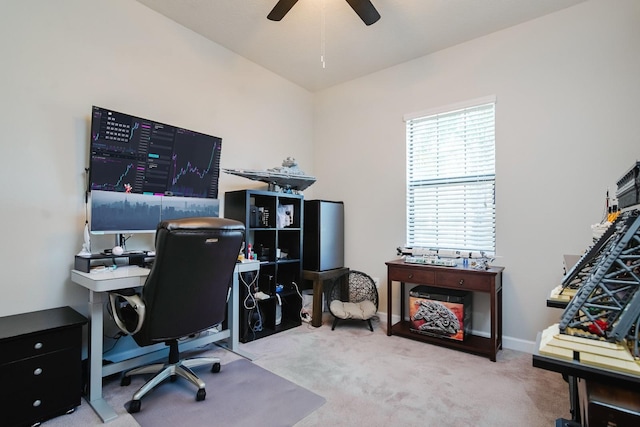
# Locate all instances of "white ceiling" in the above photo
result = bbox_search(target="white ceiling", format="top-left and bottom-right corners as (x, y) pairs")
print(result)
(135, 0), (586, 92)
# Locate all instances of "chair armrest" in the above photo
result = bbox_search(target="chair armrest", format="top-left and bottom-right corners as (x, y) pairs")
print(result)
(109, 291), (146, 335)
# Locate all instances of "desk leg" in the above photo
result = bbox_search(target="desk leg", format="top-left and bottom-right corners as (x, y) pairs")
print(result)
(228, 273), (239, 351)
(490, 285), (497, 362)
(218, 268), (254, 360)
(311, 278), (323, 328)
(568, 375), (580, 423)
(387, 278), (392, 336)
(87, 290), (118, 423)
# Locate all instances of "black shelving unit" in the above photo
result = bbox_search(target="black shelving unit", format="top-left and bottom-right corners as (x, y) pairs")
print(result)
(225, 189), (303, 342)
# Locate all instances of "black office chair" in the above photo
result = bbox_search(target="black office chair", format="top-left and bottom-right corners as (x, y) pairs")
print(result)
(108, 217), (244, 414)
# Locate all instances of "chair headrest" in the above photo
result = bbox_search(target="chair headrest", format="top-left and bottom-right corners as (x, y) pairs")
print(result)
(159, 217), (245, 232)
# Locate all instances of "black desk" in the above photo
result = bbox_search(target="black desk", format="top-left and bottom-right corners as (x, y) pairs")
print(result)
(532, 332), (640, 425)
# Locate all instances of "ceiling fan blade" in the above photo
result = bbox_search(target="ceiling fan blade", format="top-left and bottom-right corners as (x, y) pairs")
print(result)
(267, 0), (299, 21)
(345, 0), (380, 26)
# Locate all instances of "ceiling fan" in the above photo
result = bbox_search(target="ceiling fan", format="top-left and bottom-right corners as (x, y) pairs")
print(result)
(267, 0), (381, 26)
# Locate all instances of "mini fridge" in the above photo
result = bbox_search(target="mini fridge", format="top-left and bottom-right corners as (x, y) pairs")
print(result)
(303, 200), (344, 271)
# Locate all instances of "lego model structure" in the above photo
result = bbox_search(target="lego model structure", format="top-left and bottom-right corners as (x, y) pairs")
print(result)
(540, 209), (640, 375)
(223, 157), (316, 193)
(541, 162), (640, 375)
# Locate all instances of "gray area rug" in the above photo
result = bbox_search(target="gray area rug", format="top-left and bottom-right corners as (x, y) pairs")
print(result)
(126, 358), (325, 427)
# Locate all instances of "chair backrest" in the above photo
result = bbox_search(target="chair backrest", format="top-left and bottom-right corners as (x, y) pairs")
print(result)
(133, 217), (244, 346)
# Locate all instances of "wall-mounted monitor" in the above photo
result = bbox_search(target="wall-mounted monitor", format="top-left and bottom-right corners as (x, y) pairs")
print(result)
(88, 106), (222, 235)
(89, 105), (222, 198)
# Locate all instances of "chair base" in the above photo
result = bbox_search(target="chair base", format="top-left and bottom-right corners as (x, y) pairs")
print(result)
(122, 356), (221, 413)
(331, 317), (374, 332)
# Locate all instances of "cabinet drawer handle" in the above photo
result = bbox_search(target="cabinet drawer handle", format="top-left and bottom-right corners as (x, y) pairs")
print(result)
(408, 274), (413, 279)
(33, 400), (42, 407)
(459, 279), (464, 286)
(34, 342), (43, 350)
(34, 367), (43, 376)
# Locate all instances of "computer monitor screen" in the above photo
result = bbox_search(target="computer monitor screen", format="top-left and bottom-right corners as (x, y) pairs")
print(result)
(89, 106), (222, 198)
(88, 106), (222, 235)
(90, 190), (162, 234)
(90, 190), (220, 235)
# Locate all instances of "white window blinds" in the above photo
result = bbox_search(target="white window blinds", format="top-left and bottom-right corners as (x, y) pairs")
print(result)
(405, 97), (496, 255)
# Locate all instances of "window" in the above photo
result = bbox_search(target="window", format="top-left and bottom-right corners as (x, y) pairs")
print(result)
(404, 96), (496, 255)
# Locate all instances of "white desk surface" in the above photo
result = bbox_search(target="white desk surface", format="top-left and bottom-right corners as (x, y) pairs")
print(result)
(71, 266), (149, 292)
(71, 260), (260, 292)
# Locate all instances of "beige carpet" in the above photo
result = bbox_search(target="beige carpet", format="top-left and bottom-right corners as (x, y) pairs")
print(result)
(43, 313), (570, 426)
(244, 314), (571, 426)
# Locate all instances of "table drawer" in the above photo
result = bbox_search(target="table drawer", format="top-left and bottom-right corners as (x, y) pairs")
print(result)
(435, 271), (492, 292)
(0, 327), (79, 364)
(2, 383), (81, 427)
(0, 347), (79, 391)
(388, 266), (435, 284)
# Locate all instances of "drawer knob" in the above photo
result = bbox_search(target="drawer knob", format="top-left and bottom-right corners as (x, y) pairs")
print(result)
(408, 274), (413, 279)
(34, 342), (43, 350)
(459, 279), (464, 285)
(33, 399), (42, 407)
(34, 367), (43, 376)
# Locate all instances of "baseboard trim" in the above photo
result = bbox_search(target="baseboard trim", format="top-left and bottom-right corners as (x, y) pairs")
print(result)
(379, 312), (536, 354)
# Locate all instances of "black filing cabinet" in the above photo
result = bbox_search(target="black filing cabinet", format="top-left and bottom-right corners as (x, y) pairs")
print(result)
(0, 306), (87, 427)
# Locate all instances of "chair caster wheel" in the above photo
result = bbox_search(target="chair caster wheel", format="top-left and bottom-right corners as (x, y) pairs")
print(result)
(121, 376), (131, 386)
(196, 389), (206, 401)
(211, 362), (221, 373)
(128, 400), (141, 413)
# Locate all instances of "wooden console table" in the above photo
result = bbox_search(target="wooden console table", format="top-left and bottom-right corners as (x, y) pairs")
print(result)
(386, 259), (504, 361)
(302, 268), (349, 327)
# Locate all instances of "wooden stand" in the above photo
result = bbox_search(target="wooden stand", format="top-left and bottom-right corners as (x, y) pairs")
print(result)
(386, 259), (503, 361)
(302, 267), (349, 327)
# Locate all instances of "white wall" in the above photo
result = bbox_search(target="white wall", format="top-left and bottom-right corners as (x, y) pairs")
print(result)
(313, 0), (640, 349)
(0, 0), (314, 317)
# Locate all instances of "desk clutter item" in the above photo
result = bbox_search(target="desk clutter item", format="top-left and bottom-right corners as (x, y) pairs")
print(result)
(74, 252), (153, 273)
(404, 256), (457, 267)
(0, 307), (87, 427)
